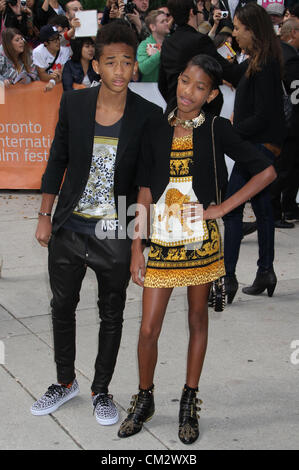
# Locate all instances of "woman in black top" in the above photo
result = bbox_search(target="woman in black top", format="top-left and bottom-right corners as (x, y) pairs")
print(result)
(62, 37), (100, 90)
(117, 54), (276, 444)
(223, 3), (285, 303)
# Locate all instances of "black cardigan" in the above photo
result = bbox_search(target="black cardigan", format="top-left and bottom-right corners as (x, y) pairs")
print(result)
(137, 113), (273, 209)
(233, 59), (285, 147)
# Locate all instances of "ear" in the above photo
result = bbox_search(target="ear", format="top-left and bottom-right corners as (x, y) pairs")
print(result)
(92, 59), (100, 75)
(206, 88), (219, 103)
(133, 60), (138, 75)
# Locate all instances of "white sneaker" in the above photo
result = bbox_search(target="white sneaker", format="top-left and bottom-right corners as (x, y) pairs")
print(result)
(31, 379), (79, 416)
(92, 393), (119, 425)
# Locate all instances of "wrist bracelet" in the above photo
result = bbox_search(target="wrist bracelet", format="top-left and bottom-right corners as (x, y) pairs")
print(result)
(49, 79), (56, 86)
(38, 212), (51, 217)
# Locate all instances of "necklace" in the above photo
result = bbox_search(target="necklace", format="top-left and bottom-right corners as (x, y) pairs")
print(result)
(168, 107), (205, 129)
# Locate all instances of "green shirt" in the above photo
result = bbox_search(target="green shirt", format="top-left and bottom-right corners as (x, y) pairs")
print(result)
(137, 34), (161, 83)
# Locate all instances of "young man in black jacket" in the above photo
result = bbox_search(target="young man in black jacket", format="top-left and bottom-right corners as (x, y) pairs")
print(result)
(30, 21), (162, 425)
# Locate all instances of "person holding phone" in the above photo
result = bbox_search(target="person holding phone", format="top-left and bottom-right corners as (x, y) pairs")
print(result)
(0, 0), (33, 38)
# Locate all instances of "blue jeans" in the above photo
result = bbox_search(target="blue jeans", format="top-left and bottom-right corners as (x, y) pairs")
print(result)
(223, 145), (275, 276)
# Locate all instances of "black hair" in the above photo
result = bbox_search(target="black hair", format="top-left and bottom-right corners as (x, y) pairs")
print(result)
(290, 4), (299, 18)
(94, 20), (138, 61)
(213, 32), (232, 49)
(48, 14), (70, 30)
(70, 37), (94, 62)
(185, 54), (223, 89)
(167, 0), (196, 26)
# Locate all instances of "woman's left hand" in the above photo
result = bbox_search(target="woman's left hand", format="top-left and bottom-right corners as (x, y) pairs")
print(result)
(203, 204), (224, 220)
(181, 202), (203, 223)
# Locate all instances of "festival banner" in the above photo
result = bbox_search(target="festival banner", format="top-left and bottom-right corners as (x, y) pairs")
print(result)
(0, 82), (63, 189)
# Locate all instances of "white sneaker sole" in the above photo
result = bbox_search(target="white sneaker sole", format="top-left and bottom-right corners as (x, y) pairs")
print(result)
(95, 410), (119, 426)
(31, 387), (79, 416)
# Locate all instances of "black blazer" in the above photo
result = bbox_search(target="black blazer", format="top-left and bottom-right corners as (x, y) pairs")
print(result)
(41, 86), (162, 233)
(137, 113), (273, 209)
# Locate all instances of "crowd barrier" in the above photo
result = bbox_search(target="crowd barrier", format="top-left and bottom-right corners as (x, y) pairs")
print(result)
(0, 81), (235, 190)
(0, 82), (62, 189)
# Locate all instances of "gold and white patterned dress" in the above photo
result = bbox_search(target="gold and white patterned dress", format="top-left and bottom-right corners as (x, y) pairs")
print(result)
(144, 133), (225, 288)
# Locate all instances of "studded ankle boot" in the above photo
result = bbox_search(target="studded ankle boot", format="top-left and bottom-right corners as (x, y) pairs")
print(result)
(118, 385), (155, 438)
(178, 385), (202, 445)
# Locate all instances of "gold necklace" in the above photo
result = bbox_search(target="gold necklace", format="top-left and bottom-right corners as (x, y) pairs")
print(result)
(168, 107), (205, 129)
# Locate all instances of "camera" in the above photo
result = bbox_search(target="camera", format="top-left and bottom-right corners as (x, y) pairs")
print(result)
(7, 0), (18, 6)
(124, 1), (137, 14)
(21, 0), (27, 6)
(220, 10), (229, 19)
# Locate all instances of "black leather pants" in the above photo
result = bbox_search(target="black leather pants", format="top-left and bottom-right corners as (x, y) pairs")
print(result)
(48, 228), (131, 394)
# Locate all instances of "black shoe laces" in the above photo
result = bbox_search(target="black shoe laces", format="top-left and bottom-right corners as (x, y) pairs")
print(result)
(93, 394), (113, 415)
(45, 384), (67, 398)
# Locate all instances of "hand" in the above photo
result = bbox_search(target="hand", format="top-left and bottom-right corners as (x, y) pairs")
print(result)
(146, 44), (159, 57)
(44, 80), (55, 92)
(203, 204), (224, 220)
(181, 202), (203, 224)
(213, 8), (222, 25)
(230, 111), (234, 124)
(4, 79), (11, 87)
(21, 5), (31, 14)
(118, 0), (125, 17)
(51, 70), (61, 82)
(35, 217), (52, 246)
(70, 17), (81, 29)
(8, 0), (21, 16)
(130, 248), (146, 287)
(0, 0), (6, 13)
(126, 10), (142, 32)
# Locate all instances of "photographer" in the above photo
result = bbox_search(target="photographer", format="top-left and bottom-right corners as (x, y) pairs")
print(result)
(124, 0), (150, 42)
(0, 0), (33, 40)
(208, 0), (255, 36)
(35, 0), (65, 28)
(100, 1), (150, 42)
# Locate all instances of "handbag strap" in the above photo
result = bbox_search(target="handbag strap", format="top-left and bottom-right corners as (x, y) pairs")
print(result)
(211, 115), (223, 281)
(45, 50), (59, 72)
(211, 115), (221, 205)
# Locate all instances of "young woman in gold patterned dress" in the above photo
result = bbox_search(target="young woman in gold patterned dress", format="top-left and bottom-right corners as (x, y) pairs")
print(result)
(118, 54), (276, 444)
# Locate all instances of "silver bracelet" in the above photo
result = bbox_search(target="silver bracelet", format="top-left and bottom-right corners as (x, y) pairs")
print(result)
(38, 212), (51, 217)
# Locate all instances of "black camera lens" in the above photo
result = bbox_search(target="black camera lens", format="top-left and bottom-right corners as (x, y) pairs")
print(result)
(125, 1), (137, 14)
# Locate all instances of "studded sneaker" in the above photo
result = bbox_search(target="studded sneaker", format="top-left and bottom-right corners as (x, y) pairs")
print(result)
(31, 379), (79, 416)
(118, 385), (155, 438)
(92, 393), (119, 425)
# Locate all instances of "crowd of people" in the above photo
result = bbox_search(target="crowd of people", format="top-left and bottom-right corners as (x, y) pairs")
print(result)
(1, 0), (299, 446)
